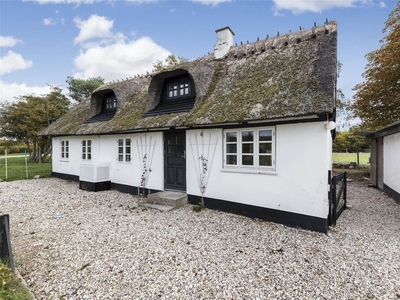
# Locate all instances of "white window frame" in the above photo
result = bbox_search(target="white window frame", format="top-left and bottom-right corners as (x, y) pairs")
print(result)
(223, 127), (275, 170)
(60, 140), (69, 160)
(117, 138), (131, 163)
(81, 140), (92, 160)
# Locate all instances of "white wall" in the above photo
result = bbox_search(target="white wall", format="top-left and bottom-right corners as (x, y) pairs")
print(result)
(52, 121), (332, 219)
(384, 132), (400, 194)
(186, 122), (332, 219)
(52, 133), (164, 190)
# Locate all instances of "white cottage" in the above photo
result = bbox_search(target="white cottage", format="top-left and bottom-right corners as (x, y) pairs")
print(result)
(41, 22), (338, 233)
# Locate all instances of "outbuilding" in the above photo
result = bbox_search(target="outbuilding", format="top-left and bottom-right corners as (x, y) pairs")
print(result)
(368, 120), (400, 204)
(41, 22), (338, 233)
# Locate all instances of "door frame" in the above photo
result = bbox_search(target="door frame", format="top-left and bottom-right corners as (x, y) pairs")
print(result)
(164, 131), (187, 191)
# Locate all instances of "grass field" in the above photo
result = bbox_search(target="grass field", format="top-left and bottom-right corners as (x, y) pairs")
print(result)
(0, 156), (52, 181)
(332, 152), (370, 166)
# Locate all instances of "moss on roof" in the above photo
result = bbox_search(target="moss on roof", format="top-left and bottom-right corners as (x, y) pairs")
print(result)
(41, 21), (337, 136)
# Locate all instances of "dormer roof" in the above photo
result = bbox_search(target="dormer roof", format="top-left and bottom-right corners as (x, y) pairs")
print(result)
(40, 21), (337, 136)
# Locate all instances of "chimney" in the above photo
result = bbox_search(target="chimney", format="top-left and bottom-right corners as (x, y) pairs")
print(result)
(214, 26), (235, 59)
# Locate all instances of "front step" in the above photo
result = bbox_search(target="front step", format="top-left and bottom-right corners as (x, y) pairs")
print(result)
(145, 191), (187, 209)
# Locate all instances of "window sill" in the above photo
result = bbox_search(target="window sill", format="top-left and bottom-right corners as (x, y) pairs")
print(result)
(221, 168), (277, 175)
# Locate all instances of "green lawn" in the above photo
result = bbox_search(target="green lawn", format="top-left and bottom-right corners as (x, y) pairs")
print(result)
(0, 156), (52, 181)
(332, 152), (370, 166)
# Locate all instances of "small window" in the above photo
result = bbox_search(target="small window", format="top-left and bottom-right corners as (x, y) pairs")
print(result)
(224, 127), (275, 169)
(166, 76), (192, 100)
(61, 140), (69, 159)
(82, 140), (92, 160)
(103, 92), (117, 112)
(118, 138), (131, 162)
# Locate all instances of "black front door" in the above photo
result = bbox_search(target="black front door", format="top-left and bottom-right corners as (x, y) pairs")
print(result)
(164, 132), (186, 191)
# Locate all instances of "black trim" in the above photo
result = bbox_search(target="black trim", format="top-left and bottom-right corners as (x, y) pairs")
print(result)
(51, 172), (79, 182)
(383, 184), (400, 204)
(188, 195), (328, 233)
(367, 120), (400, 139)
(79, 180), (111, 192)
(111, 183), (161, 196)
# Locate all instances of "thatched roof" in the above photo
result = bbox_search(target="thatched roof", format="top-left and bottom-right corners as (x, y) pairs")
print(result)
(41, 21), (337, 136)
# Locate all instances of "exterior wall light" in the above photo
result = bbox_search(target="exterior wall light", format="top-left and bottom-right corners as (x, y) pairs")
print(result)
(325, 121), (336, 131)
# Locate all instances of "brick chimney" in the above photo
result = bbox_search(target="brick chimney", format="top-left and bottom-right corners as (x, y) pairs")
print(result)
(214, 26), (235, 59)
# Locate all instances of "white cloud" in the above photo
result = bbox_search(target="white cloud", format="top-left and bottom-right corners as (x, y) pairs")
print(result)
(0, 80), (52, 103)
(0, 51), (33, 75)
(191, 0), (231, 5)
(73, 36), (170, 81)
(0, 36), (22, 48)
(43, 18), (56, 25)
(379, 1), (386, 8)
(74, 15), (114, 44)
(272, 0), (373, 14)
(170, 8), (176, 13)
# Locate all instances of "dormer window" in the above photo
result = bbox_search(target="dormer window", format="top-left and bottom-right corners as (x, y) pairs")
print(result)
(103, 93), (117, 111)
(85, 91), (118, 123)
(144, 73), (196, 117)
(168, 79), (190, 98)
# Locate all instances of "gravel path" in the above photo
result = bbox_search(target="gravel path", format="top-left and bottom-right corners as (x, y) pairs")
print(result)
(1, 178), (399, 299)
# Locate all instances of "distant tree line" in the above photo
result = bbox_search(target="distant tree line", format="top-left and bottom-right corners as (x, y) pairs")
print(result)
(332, 128), (370, 153)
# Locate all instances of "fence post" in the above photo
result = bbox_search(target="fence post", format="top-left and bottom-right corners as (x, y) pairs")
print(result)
(328, 170), (332, 226)
(0, 215), (15, 272)
(344, 171), (347, 210)
(332, 175), (337, 226)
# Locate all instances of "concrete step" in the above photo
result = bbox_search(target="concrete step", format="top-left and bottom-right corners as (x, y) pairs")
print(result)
(141, 203), (175, 212)
(145, 191), (187, 208)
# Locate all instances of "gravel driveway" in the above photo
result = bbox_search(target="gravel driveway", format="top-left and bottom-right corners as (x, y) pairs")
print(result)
(1, 178), (399, 299)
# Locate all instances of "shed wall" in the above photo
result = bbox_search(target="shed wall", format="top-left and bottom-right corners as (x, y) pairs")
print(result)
(383, 132), (400, 195)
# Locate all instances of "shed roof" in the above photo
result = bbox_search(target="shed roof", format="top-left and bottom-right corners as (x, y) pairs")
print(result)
(41, 21), (337, 136)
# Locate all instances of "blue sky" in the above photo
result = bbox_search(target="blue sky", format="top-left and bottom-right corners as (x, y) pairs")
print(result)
(0, 0), (397, 119)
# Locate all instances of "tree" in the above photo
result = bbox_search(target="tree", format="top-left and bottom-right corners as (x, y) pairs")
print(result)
(332, 128), (370, 153)
(335, 88), (353, 131)
(66, 76), (105, 103)
(0, 85), (70, 162)
(152, 54), (188, 72)
(352, 2), (400, 130)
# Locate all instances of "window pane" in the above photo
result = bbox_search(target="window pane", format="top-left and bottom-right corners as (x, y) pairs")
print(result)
(118, 155), (123, 161)
(226, 155), (237, 165)
(226, 144), (237, 153)
(242, 155), (254, 165)
(125, 139), (131, 146)
(118, 139), (123, 146)
(88, 140), (92, 146)
(82, 154), (86, 159)
(126, 155), (131, 162)
(66, 153), (69, 158)
(126, 146), (131, 154)
(242, 143), (254, 153)
(259, 143), (272, 154)
(242, 131), (254, 142)
(118, 147), (123, 154)
(226, 132), (237, 142)
(82, 147), (86, 153)
(168, 145), (175, 154)
(176, 136), (184, 145)
(88, 154), (91, 160)
(177, 145), (184, 156)
(259, 130), (272, 141)
(259, 155), (272, 166)
(66, 141), (69, 146)
(82, 140), (86, 147)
